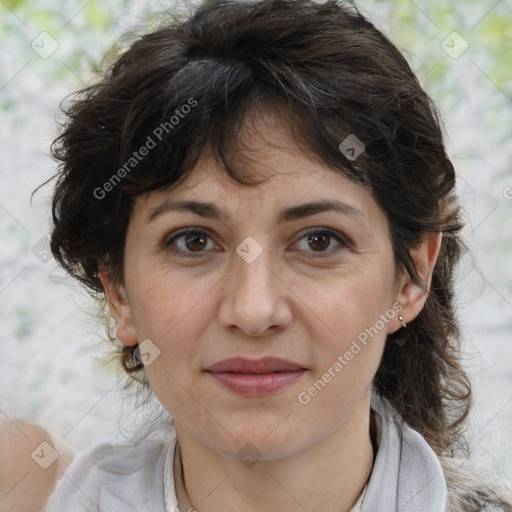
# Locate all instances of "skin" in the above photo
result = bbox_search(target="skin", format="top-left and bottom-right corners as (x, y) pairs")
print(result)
(0, 418), (74, 512)
(101, 108), (441, 512)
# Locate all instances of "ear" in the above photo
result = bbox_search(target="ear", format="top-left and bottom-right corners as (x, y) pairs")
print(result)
(99, 266), (138, 347)
(390, 232), (442, 333)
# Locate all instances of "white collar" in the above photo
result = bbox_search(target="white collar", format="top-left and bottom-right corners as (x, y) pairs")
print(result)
(362, 391), (447, 511)
(163, 391), (447, 511)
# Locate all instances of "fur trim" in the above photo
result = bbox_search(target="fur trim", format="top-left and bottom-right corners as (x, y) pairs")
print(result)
(440, 456), (512, 511)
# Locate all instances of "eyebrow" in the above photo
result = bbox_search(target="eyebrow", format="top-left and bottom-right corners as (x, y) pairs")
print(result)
(148, 198), (367, 224)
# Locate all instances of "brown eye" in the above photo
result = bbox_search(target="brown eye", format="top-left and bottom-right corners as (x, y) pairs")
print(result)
(307, 232), (331, 252)
(295, 228), (350, 259)
(182, 232), (208, 251)
(163, 229), (216, 257)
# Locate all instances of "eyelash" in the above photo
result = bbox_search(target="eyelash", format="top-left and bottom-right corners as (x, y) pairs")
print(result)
(162, 227), (351, 259)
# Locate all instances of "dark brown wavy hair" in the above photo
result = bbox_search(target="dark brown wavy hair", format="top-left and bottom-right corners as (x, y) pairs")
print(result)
(45, 0), (471, 457)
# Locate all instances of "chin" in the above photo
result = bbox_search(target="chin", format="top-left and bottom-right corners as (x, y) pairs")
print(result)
(214, 418), (311, 460)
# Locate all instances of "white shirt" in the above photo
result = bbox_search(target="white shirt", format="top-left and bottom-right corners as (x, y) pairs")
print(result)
(45, 391), (447, 511)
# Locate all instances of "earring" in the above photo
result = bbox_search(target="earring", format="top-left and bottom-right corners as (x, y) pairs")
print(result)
(398, 314), (407, 329)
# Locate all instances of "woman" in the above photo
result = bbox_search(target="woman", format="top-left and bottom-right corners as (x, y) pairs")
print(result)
(14, 0), (512, 510)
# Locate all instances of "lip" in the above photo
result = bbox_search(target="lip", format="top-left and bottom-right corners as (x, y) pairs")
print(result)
(205, 356), (307, 373)
(205, 357), (308, 397)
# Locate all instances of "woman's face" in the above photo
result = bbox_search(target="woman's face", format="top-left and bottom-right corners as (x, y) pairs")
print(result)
(108, 110), (405, 460)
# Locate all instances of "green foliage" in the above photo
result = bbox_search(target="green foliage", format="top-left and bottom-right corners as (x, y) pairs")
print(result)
(368, 0), (511, 94)
(2, 0), (30, 9)
(0, 0), (129, 90)
(1, 0), (509, 94)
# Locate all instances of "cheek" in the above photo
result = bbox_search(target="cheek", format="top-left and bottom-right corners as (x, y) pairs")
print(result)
(305, 265), (393, 341)
(126, 268), (221, 401)
(127, 266), (214, 340)
(302, 266), (393, 388)
(134, 273), (210, 409)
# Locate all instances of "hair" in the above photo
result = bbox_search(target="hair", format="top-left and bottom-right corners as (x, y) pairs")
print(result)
(45, 0), (471, 458)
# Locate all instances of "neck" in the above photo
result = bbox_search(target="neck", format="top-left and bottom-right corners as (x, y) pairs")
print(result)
(173, 391), (376, 512)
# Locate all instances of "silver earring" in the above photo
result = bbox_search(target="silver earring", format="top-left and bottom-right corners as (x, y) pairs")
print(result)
(398, 314), (407, 329)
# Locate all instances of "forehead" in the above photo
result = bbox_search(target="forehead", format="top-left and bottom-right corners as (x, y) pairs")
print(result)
(133, 107), (377, 219)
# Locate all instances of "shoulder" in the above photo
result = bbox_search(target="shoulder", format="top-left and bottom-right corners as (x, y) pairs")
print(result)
(44, 437), (171, 512)
(0, 417), (75, 512)
(371, 393), (512, 511)
(70, 438), (170, 474)
(440, 456), (512, 512)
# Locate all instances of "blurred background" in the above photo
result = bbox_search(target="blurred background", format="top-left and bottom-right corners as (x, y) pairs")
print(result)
(0, 0), (511, 487)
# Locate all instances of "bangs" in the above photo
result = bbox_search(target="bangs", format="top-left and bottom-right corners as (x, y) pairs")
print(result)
(108, 59), (368, 199)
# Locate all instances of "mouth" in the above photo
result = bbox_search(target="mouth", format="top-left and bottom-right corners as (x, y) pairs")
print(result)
(205, 356), (307, 374)
(204, 357), (308, 397)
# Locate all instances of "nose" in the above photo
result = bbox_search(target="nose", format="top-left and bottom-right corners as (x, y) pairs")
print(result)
(217, 245), (293, 337)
